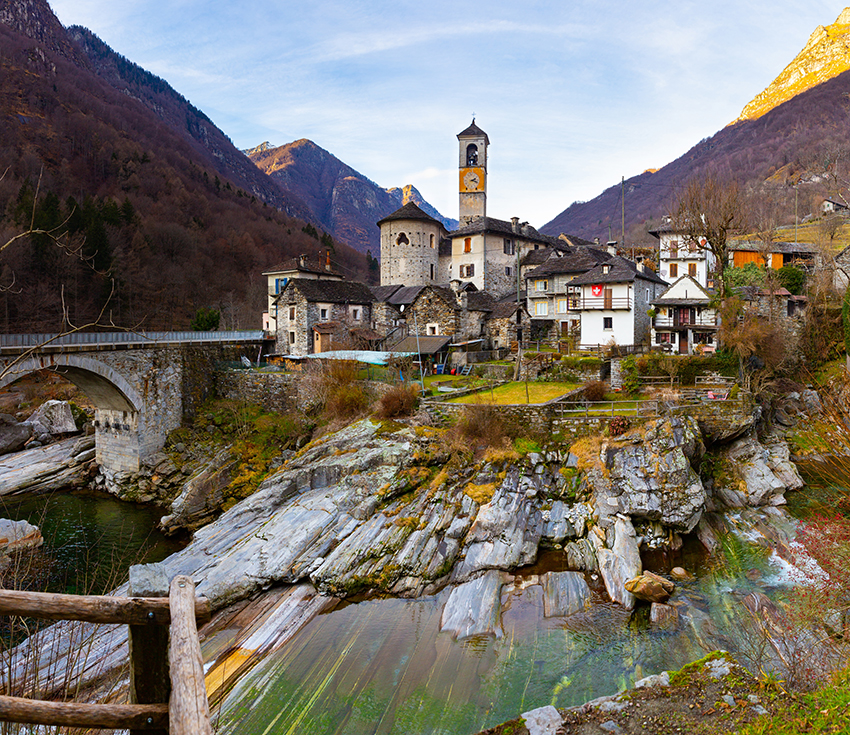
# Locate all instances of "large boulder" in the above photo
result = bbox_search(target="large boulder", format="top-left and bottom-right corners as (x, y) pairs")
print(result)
(0, 519), (43, 552)
(25, 400), (77, 436)
(598, 417), (707, 532)
(597, 515), (642, 610)
(625, 571), (675, 603)
(440, 570), (506, 640)
(541, 571), (591, 617)
(0, 414), (32, 456)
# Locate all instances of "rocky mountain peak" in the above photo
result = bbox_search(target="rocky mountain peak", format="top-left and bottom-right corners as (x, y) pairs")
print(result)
(735, 7), (850, 123)
(0, 0), (84, 63)
(243, 141), (276, 157)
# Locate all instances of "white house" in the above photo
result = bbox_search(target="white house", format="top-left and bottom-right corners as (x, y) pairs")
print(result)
(650, 275), (718, 354)
(567, 257), (667, 347)
(649, 222), (716, 289)
(262, 253), (344, 334)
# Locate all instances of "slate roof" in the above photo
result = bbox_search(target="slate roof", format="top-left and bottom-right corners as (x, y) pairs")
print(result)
(729, 239), (819, 254)
(489, 302), (521, 319)
(525, 246), (613, 279)
(385, 285), (427, 306)
(449, 216), (561, 247)
(569, 257), (667, 287)
(377, 201), (443, 227)
(465, 292), (497, 312)
(652, 276), (713, 305)
(263, 256), (343, 278)
(457, 119), (489, 144)
(520, 248), (554, 267)
(390, 335), (453, 354)
(370, 285), (403, 302)
(280, 279), (375, 304)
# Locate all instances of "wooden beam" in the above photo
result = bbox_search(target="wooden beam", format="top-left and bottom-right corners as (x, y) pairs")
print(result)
(0, 696), (168, 729)
(0, 589), (210, 626)
(169, 576), (212, 735)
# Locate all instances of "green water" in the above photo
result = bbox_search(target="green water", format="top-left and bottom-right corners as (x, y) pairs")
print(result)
(0, 490), (184, 595)
(215, 514), (795, 735)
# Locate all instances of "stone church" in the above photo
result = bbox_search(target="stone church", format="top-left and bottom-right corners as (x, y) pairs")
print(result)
(378, 121), (560, 297)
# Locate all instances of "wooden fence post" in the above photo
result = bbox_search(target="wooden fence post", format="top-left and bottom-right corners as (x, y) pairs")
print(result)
(129, 563), (170, 735)
(169, 576), (212, 735)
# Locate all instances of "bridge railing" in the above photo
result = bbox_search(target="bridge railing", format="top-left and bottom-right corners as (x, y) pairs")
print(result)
(0, 330), (265, 348)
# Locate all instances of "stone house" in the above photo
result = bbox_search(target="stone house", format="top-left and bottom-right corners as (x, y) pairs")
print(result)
(274, 279), (375, 356)
(649, 221), (716, 289)
(650, 275), (718, 354)
(263, 253), (344, 333)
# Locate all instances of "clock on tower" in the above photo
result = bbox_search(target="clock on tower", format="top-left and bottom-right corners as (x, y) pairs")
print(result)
(457, 120), (489, 225)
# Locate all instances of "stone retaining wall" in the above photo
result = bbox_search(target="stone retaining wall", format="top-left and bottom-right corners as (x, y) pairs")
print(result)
(214, 369), (298, 412)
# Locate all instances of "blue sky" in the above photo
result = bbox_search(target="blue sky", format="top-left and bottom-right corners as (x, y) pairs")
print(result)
(50, 0), (846, 227)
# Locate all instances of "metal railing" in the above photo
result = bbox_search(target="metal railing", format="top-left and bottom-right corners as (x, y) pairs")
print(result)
(653, 315), (717, 328)
(0, 330), (265, 348)
(568, 297), (632, 310)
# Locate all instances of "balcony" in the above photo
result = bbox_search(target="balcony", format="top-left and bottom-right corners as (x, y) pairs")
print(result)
(654, 314), (717, 329)
(567, 297), (632, 310)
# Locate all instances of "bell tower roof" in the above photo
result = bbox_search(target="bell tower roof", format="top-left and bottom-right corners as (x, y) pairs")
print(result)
(457, 119), (489, 144)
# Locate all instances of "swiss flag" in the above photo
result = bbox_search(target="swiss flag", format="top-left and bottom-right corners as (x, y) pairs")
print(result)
(591, 285), (603, 297)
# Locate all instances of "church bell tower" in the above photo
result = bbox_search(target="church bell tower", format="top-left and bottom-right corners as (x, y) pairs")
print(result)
(457, 120), (488, 226)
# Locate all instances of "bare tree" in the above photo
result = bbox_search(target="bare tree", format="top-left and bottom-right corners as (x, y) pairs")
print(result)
(675, 175), (749, 299)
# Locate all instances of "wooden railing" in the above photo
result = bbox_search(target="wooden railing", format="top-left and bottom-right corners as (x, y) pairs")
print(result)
(552, 399), (661, 419)
(0, 570), (211, 734)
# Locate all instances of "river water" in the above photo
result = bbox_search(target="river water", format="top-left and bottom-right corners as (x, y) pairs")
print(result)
(213, 509), (800, 735)
(0, 489), (184, 595)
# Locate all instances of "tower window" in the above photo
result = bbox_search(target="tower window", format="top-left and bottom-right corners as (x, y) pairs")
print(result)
(466, 144), (478, 166)
(505, 266), (512, 277)
(396, 233), (409, 246)
(430, 264), (435, 280)
(430, 234), (435, 248)
(464, 237), (472, 253)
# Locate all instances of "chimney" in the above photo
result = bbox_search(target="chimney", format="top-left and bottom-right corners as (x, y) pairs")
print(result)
(606, 241), (618, 256)
(594, 237), (600, 245)
(325, 250), (332, 272)
(511, 217), (520, 233)
(449, 278), (462, 293)
(637, 262), (645, 273)
(298, 253), (307, 268)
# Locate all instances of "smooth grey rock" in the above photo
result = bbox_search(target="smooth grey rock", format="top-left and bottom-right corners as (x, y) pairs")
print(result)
(799, 388), (822, 414)
(0, 519), (42, 552)
(600, 721), (623, 733)
(634, 670), (670, 688)
(542, 571), (590, 617)
(0, 436), (95, 495)
(715, 433), (801, 507)
(597, 516), (641, 610)
(0, 414), (32, 455)
(542, 501), (577, 544)
(26, 401), (77, 435)
(520, 705), (562, 735)
(128, 563), (169, 596)
(722, 694), (736, 707)
(440, 570), (505, 640)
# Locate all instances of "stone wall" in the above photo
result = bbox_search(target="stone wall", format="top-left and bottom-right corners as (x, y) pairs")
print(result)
(214, 369), (298, 413)
(380, 219), (442, 286)
(410, 290), (459, 336)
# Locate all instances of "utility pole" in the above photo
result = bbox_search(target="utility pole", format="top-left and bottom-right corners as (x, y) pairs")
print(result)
(794, 183), (799, 245)
(513, 245), (522, 380)
(621, 176), (625, 250)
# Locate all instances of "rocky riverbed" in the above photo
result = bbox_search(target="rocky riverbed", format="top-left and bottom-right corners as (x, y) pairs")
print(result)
(0, 392), (811, 721)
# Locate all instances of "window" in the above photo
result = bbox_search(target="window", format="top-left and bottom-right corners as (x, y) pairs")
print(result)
(688, 263), (697, 277)
(350, 307), (361, 321)
(602, 264), (610, 275)
(466, 144), (478, 166)
(275, 277), (288, 294)
(427, 323), (439, 335)
(534, 301), (548, 316)
(669, 263), (678, 278)
(320, 308), (328, 320)
(430, 264), (435, 280)
(603, 317), (613, 330)
(645, 288), (650, 301)
(430, 234), (435, 248)
(503, 239), (515, 255)
(464, 237), (472, 253)
(535, 280), (548, 291)
(289, 306), (296, 320)
(460, 264), (475, 278)
(668, 240), (678, 258)
(688, 240), (698, 253)
(289, 331), (295, 344)
(556, 298), (568, 314)
(396, 233), (409, 246)
(505, 266), (512, 277)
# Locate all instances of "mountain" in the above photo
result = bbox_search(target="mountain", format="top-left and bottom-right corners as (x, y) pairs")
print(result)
(736, 8), (850, 123)
(543, 10), (850, 246)
(247, 139), (457, 255)
(0, 0), (367, 332)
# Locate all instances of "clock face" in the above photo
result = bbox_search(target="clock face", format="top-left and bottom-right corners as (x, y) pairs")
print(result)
(460, 167), (485, 192)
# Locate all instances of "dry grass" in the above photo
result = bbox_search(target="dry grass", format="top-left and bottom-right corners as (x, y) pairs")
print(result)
(448, 381), (579, 405)
(374, 383), (419, 420)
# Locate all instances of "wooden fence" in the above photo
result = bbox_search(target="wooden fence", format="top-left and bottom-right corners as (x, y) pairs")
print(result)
(552, 399), (661, 419)
(0, 570), (211, 734)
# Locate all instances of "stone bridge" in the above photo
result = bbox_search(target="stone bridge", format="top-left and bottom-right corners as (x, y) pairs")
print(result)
(0, 331), (265, 476)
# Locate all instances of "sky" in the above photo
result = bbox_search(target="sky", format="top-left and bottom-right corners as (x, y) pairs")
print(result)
(48, 0), (849, 227)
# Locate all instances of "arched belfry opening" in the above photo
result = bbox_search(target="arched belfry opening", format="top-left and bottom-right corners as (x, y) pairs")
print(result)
(396, 233), (409, 246)
(466, 144), (478, 166)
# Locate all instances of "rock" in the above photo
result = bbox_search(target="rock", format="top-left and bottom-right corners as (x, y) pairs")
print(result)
(597, 516), (642, 610)
(25, 400), (77, 435)
(128, 563), (169, 596)
(773, 407), (795, 427)
(635, 670), (670, 688)
(0, 414), (32, 456)
(799, 388), (822, 414)
(440, 570), (506, 640)
(593, 417), (707, 532)
(0, 519), (42, 552)
(541, 571), (591, 617)
(600, 721), (623, 734)
(714, 433), (802, 507)
(649, 602), (678, 628)
(521, 705), (562, 735)
(670, 566), (693, 581)
(625, 571), (675, 603)
(541, 501), (577, 544)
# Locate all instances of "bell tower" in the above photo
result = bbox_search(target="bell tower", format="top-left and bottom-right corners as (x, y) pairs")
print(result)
(457, 120), (488, 226)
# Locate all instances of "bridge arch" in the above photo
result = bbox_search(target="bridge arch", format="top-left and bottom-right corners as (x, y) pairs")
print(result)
(0, 354), (143, 413)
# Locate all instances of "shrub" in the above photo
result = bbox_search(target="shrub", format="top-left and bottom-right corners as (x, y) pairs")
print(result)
(609, 416), (631, 436)
(453, 404), (508, 450)
(375, 384), (419, 419)
(583, 380), (606, 402)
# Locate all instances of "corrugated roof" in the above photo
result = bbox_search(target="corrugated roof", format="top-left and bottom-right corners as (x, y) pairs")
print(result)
(391, 335), (453, 354)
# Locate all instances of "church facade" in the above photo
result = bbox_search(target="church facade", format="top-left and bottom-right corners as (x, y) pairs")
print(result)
(378, 121), (560, 298)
